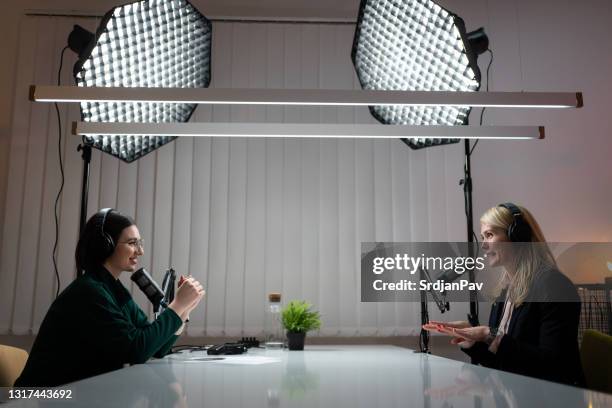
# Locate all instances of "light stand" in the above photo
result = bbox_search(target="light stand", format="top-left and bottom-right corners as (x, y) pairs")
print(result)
(352, 0), (489, 326)
(77, 143), (92, 277)
(462, 140), (480, 326)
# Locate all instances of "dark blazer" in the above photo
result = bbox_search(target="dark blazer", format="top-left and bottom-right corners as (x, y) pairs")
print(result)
(462, 266), (584, 386)
(15, 266), (182, 387)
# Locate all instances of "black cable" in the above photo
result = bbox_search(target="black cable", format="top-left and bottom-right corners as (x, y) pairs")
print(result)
(469, 139), (478, 156)
(52, 46), (69, 299)
(170, 345), (208, 354)
(470, 49), (494, 156)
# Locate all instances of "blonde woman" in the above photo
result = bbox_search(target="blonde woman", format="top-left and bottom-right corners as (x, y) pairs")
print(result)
(424, 203), (584, 386)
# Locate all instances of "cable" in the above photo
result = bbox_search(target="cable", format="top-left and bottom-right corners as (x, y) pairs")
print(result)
(52, 46), (69, 299)
(470, 49), (494, 156)
(170, 345), (208, 354)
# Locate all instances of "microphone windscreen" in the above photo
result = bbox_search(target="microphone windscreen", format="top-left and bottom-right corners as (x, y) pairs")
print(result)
(131, 268), (165, 308)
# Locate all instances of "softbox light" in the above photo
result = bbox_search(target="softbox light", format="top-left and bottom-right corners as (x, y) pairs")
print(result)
(352, 0), (483, 149)
(72, 0), (212, 162)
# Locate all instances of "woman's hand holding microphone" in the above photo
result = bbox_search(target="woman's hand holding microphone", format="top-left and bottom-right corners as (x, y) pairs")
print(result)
(169, 275), (205, 333)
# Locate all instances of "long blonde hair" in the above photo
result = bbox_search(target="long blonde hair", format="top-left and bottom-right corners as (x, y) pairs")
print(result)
(480, 204), (557, 306)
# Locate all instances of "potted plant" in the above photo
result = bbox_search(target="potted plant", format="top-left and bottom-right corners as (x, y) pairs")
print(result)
(281, 300), (321, 350)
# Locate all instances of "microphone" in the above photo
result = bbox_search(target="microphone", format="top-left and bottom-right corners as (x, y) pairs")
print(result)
(420, 267), (450, 313)
(435, 266), (480, 327)
(131, 268), (167, 312)
(434, 266), (477, 316)
(161, 268), (176, 306)
(436, 267), (467, 283)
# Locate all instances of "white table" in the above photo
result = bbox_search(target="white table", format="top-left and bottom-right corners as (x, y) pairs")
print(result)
(4, 345), (611, 407)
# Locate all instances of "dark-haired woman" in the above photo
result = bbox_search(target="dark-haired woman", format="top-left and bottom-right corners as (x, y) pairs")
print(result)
(15, 209), (204, 387)
(424, 203), (584, 386)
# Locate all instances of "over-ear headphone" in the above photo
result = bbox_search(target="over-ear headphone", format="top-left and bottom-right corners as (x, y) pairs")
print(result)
(94, 208), (116, 258)
(498, 203), (532, 242)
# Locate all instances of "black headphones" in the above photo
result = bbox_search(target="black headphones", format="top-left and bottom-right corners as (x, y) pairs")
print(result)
(498, 203), (532, 242)
(94, 208), (116, 258)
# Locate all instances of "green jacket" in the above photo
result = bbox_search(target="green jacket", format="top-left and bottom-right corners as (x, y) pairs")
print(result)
(15, 266), (182, 387)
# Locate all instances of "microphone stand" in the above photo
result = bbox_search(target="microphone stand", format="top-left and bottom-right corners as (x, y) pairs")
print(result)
(417, 267), (450, 354)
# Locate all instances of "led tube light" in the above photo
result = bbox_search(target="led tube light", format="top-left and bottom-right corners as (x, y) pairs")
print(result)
(31, 86), (583, 109)
(73, 121), (544, 139)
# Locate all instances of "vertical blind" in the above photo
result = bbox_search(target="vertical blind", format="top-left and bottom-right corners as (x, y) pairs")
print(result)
(0, 15), (468, 337)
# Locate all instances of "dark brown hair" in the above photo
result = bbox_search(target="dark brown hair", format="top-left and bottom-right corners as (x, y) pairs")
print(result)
(75, 209), (135, 272)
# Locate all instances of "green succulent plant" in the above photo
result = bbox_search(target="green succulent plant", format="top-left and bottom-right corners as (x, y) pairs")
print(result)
(281, 300), (321, 334)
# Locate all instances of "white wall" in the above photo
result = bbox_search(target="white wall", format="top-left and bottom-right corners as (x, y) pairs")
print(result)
(467, 0), (612, 243)
(1, 0), (611, 337)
